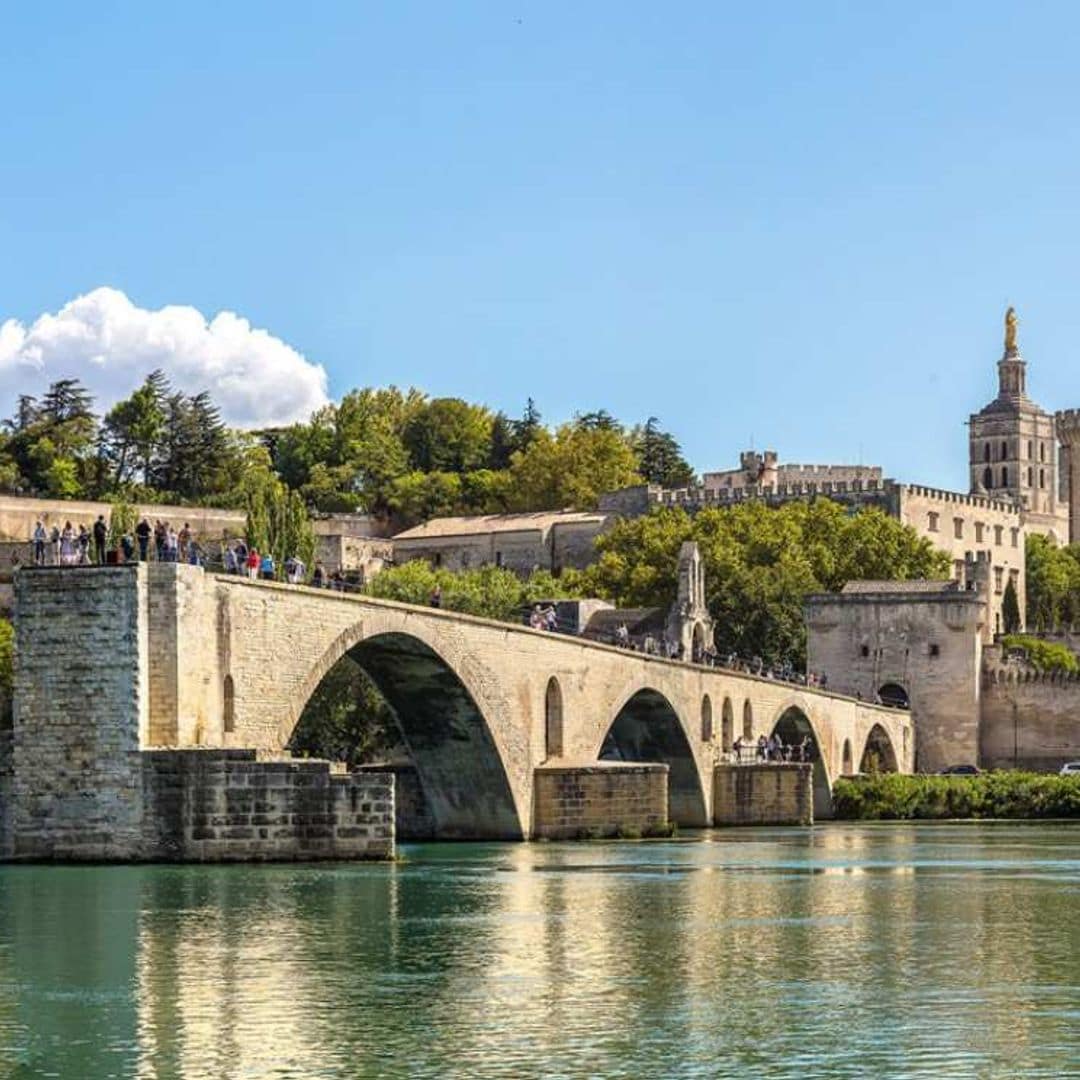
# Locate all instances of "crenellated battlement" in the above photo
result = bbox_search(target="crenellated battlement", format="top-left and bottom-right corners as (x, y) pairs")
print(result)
(899, 483), (1019, 515)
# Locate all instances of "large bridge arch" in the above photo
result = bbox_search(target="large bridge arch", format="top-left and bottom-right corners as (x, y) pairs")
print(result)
(598, 686), (709, 828)
(280, 619), (526, 840)
(860, 723), (899, 774)
(770, 701), (834, 820)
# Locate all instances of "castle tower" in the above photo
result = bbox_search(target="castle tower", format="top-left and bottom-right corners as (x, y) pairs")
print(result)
(968, 308), (1066, 541)
(1055, 410), (1080, 544)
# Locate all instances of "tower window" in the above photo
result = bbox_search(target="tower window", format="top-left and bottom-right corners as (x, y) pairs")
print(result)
(984, 443), (992, 463)
(929, 643), (940, 658)
(994, 567), (1003, 595)
(1011, 527), (1019, 547)
(1041, 442), (1046, 463)
(928, 511), (939, 532)
(1040, 468), (1045, 489)
(975, 522), (984, 542)
(994, 525), (1003, 545)
(1027, 467), (1034, 487)
(1001, 466), (1008, 486)
(860, 645), (870, 658)
(1001, 441), (1008, 460)
(1028, 440), (1034, 459)
(983, 466), (992, 489)
(954, 517), (964, 539)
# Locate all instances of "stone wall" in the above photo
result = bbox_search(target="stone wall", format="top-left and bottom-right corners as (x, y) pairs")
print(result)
(979, 670), (1080, 771)
(713, 764), (812, 826)
(11, 565), (149, 859)
(141, 750), (394, 861)
(532, 762), (668, 840)
(0, 720), (12, 858)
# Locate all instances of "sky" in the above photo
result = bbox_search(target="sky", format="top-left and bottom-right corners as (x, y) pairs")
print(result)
(2, 2), (1080, 490)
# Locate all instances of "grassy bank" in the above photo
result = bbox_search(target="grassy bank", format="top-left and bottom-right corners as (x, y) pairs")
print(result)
(832, 771), (1080, 820)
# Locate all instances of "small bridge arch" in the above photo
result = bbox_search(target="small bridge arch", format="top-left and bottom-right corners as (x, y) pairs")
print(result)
(860, 723), (899, 774)
(599, 685), (709, 828)
(771, 701), (833, 820)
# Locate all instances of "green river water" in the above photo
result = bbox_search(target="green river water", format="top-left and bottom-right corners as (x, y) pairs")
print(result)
(1, 823), (1079, 1079)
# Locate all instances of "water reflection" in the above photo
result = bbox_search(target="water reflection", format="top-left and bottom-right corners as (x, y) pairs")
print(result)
(1, 825), (1079, 1077)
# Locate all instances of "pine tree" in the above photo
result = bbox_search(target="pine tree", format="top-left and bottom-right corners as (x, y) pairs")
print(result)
(1002, 575), (1021, 634)
(634, 416), (695, 488)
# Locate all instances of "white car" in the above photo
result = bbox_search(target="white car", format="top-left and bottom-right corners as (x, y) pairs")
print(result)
(1060, 762), (1080, 776)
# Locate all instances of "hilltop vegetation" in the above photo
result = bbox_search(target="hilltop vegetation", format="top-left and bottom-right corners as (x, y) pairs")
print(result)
(0, 375), (693, 526)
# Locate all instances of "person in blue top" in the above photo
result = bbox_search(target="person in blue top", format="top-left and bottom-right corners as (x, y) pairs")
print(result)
(260, 553), (275, 581)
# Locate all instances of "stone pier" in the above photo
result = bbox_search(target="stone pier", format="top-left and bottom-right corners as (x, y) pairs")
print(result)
(713, 764), (813, 826)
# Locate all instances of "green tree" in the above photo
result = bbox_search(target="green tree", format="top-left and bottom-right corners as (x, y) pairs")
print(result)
(240, 454), (316, 574)
(402, 397), (494, 474)
(1002, 575), (1021, 634)
(99, 370), (168, 489)
(508, 424), (641, 510)
(1000, 634), (1078, 674)
(632, 417), (695, 488)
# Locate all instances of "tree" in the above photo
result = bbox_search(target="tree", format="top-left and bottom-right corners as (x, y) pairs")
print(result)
(240, 454), (316, 574)
(578, 501), (950, 669)
(632, 417), (695, 488)
(402, 397), (494, 474)
(99, 371), (168, 489)
(1002, 575), (1021, 634)
(511, 398), (543, 450)
(508, 424), (641, 511)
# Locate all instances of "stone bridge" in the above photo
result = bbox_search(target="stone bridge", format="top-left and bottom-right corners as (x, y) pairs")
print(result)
(10, 564), (913, 843)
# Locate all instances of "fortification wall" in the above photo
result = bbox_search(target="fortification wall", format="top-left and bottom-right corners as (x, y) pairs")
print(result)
(0, 494), (246, 542)
(980, 669), (1080, 771)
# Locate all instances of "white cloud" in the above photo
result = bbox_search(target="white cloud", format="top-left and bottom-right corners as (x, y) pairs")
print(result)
(0, 287), (329, 426)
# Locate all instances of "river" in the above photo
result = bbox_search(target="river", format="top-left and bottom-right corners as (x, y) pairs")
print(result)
(1, 823), (1079, 1078)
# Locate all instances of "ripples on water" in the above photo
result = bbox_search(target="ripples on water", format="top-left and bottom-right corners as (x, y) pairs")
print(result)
(2, 824), (1080, 1078)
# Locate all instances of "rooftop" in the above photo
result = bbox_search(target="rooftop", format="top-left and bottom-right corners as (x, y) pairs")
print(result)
(393, 509), (606, 541)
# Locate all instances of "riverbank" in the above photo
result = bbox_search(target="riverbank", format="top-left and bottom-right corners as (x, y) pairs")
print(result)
(832, 771), (1080, 820)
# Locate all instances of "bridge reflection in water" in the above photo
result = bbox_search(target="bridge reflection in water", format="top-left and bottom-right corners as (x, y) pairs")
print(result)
(1, 825), (1075, 1077)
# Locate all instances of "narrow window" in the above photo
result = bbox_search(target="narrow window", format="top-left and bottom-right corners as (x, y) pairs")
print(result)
(1027, 440), (1033, 460)
(742, 699), (753, 741)
(495, 551), (503, 567)
(1011, 527), (1019, 548)
(1027, 467), (1033, 487)
(982, 466), (992, 489)
(1040, 442), (1046, 463)
(701, 695), (713, 743)
(953, 517), (964, 540)
(545, 677), (563, 759)
(1001, 440), (1008, 460)
(929, 643), (940, 658)
(928, 511), (939, 532)
(975, 522), (984, 543)
(1001, 466), (1008, 486)
(994, 525), (1003, 545)
(994, 567), (1003, 595)
(1040, 468), (1046, 489)
(860, 644), (870, 658)
(984, 443), (991, 463)
(223, 675), (235, 734)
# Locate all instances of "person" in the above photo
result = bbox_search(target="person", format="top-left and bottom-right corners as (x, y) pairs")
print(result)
(136, 518), (152, 562)
(223, 544), (238, 574)
(544, 606), (557, 632)
(164, 526), (179, 562)
(246, 547), (260, 580)
(733, 735), (743, 763)
(430, 584), (442, 609)
(50, 523), (61, 564)
(32, 520), (46, 565)
(289, 555), (306, 584)
(312, 561), (326, 588)
(799, 736), (811, 763)
(76, 524), (91, 564)
(260, 552), (275, 580)
(188, 540), (201, 566)
(153, 521), (166, 561)
(615, 623), (630, 648)
(234, 538), (248, 571)
(121, 532), (135, 563)
(93, 514), (108, 565)
(178, 523), (192, 563)
(756, 734), (767, 761)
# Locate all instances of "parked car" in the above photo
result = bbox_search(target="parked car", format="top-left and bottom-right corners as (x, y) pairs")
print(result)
(1060, 762), (1080, 776)
(940, 764), (980, 775)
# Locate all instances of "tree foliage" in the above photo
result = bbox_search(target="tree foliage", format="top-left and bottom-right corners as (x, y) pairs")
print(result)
(578, 500), (950, 668)
(1000, 634), (1078, 674)
(240, 451), (316, 571)
(1025, 533), (1080, 631)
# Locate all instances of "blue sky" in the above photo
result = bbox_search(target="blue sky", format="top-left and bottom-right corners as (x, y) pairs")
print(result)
(2, 2), (1080, 490)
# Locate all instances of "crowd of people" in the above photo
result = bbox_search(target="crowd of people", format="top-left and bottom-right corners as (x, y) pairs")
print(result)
(730, 732), (815, 764)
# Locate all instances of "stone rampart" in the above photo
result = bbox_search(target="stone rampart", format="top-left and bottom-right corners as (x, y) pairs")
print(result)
(713, 764), (813, 826)
(979, 669), (1080, 771)
(141, 750), (394, 861)
(532, 762), (668, 839)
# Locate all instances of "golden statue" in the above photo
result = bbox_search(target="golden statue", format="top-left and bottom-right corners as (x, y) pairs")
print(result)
(1005, 306), (1018, 354)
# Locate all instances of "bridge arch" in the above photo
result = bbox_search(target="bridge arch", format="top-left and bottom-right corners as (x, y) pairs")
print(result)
(860, 723), (899, 774)
(545, 676), (564, 760)
(284, 622), (524, 839)
(770, 701), (833, 820)
(599, 686), (709, 828)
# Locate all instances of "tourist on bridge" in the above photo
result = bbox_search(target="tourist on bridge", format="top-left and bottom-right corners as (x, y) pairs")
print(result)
(50, 523), (61, 564)
(121, 532), (135, 563)
(430, 585), (442, 609)
(223, 545), (238, 574)
(756, 734), (767, 761)
(163, 526), (179, 562)
(136, 518), (151, 562)
(260, 552), (275, 581)
(76, 524), (91, 564)
(246, 547), (260, 579)
(93, 514), (107, 565)
(233, 538), (248, 571)
(32, 521), (46, 565)
(153, 521), (166, 561)
(178, 523), (192, 562)
(312, 561), (326, 588)
(285, 555), (305, 584)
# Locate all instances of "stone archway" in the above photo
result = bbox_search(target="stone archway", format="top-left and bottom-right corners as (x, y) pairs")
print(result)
(878, 683), (909, 709)
(771, 704), (833, 820)
(860, 723), (899, 774)
(290, 630), (524, 839)
(600, 687), (709, 828)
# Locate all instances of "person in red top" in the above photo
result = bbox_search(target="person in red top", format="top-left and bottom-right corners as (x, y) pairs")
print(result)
(246, 548), (260, 580)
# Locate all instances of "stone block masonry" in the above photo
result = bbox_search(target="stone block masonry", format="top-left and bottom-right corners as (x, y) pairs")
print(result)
(713, 765), (813, 826)
(533, 762), (668, 840)
(141, 751), (394, 861)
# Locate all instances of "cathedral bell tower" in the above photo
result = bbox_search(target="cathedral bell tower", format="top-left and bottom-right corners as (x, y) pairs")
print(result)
(968, 307), (1066, 540)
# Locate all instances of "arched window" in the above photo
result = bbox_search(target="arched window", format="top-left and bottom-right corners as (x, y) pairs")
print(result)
(1040, 468), (1046, 489)
(545, 677), (563, 759)
(1027, 440), (1033, 460)
(842, 738), (853, 775)
(983, 466), (992, 489)
(1027, 467), (1034, 487)
(721, 697), (734, 751)
(223, 674), (235, 734)
(701, 694), (713, 743)
(984, 443), (991, 463)
(742, 698), (753, 740)
(1001, 466), (1008, 486)
(1040, 442), (1046, 463)
(1001, 440), (1008, 461)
